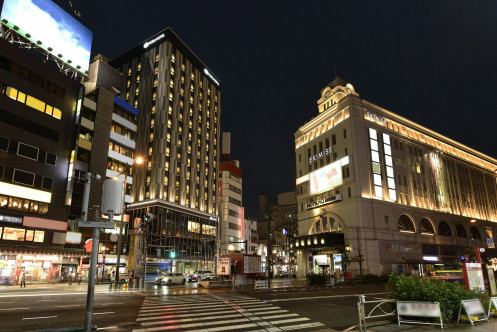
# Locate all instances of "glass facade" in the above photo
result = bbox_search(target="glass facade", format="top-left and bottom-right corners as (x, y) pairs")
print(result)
(129, 206), (217, 260)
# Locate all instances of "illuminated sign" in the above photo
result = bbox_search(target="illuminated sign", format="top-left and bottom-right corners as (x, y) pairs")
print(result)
(65, 231), (82, 244)
(203, 68), (219, 86)
(143, 33), (165, 49)
(309, 147), (333, 163)
(309, 160), (343, 195)
(366, 111), (386, 124)
(0, 214), (22, 224)
(0, 0), (93, 75)
(305, 194), (342, 210)
(0, 181), (51, 203)
(423, 256), (439, 261)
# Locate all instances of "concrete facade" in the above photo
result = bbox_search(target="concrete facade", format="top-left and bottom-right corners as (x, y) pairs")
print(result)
(294, 77), (497, 277)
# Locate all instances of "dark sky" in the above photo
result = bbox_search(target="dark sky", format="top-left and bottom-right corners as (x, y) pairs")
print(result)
(71, 0), (497, 218)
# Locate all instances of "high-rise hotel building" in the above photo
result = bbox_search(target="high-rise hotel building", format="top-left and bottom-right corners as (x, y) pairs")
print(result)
(110, 28), (220, 273)
(293, 77), (497, 277)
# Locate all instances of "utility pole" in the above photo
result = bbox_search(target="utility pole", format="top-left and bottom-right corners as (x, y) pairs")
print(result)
(79, 173), (115, 332)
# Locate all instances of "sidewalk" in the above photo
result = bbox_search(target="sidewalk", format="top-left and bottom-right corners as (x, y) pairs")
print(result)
(367, 318), (497, 331)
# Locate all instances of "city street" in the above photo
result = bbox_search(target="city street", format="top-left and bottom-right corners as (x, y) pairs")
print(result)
(0, 281), (388, 331)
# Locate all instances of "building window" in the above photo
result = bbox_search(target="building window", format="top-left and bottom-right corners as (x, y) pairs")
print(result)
(419, 218), (435, 235)
(12, 169), (35, 186)
(0, 136), (9, 152)
(17, 142), (39, 161)
(398, 215), (415, 233)
(41, 177), (54, 191)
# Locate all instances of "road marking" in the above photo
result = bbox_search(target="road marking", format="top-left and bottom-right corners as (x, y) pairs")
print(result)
(22, 316), (57, 320)
(134, 318), (252, 331)
(93, 312), (115, 315)
(0, 308), (29, 310)
(140, 313), (243, 325)
(138, 309), (238, 320)
(37, 300), (57, 302)
(186, 323), (259, 332)
(259, 313), (299, 319)
(280, 322), (325, 330)
(96, 327), (118, 330)
(55, 304), (81, 308)
(267, 292), (386, 302)
(270, 317), (310, 324)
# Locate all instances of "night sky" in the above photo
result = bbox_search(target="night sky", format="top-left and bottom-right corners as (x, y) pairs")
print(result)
(70, 0), (497, 218)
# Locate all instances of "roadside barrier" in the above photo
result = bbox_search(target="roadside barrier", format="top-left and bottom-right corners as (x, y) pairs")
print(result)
(397, 301), (443, 328)
(254, 280), (267, 289)
(457, 299), (489, 325)
(357, 295), (397, 332)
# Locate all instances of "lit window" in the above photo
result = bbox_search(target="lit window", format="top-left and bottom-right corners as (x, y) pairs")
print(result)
(153, 92), (157, 101)
(153, 79), (158, 87)
(171, 54), (175, 63)
(155, 54), (159, 62)
(154, 67), (158, 75)
(137, 63), (141, 71)
(136, 75), (140, 83)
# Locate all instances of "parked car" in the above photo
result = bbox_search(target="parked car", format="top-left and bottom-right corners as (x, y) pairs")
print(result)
(188, 270), (213, 282)
(155, 272), (186, 285)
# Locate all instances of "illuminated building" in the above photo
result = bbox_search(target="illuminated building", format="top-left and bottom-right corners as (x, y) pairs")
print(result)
(65, 55), (139, 280)
(111, 28), (220, 273)
(294, 77), (497, 277)
(0, 23), (85, 283)
(217, 133), (251, 255)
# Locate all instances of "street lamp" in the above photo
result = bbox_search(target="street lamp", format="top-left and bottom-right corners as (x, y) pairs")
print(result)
(114, 156), (144, 283)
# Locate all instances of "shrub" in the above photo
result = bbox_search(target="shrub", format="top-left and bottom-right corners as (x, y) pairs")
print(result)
(306, 274), (327, 286)
(386, 274), (484, 323)
(361, 274), (385, 284)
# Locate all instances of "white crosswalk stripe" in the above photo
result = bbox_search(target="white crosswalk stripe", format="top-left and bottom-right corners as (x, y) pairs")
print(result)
(133, 294), (325, 332)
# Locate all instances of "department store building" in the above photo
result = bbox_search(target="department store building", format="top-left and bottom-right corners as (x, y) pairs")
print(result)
(293, 77), (497, 277)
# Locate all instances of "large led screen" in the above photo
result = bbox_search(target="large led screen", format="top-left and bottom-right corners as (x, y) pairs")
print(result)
(0, 0), (92, 75)
(310, 160), (343, 195)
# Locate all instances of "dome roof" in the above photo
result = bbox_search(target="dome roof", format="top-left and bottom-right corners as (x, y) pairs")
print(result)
(324, 76), (350, 91)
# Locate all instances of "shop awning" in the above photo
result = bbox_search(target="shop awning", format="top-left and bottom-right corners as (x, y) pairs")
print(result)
(0, 246), (89, 257)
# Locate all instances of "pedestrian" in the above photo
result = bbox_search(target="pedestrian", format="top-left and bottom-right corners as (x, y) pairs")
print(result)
(20, 272), (26, 288)
(68, 273), (73, 285)
(77, 273), (82, 285)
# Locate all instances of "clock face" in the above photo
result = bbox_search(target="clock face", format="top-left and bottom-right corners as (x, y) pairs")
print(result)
(325, 90), (331, 98)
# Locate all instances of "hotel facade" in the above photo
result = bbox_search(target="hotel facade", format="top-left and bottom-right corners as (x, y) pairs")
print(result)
(110, 28), (221, 274)
(294, 77), (497, 278)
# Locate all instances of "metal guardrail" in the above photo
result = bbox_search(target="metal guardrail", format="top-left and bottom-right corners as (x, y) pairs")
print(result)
(357, 295), (397, 332)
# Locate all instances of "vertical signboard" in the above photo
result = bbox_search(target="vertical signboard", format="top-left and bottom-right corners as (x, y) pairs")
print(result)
(463, 263), (485, 292)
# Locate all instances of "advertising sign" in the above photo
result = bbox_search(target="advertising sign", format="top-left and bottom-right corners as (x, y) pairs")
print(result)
(463, 263), (485, 292)
(65, 231), (82, 244)
(0, 0), (93, 75)
(217, 257), (230, 275)
(0, 214), (22, 224)
(488, 267), (497, 296)
(310, 160), (343, 195)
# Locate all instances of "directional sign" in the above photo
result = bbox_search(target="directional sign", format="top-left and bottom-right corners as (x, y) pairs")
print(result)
(488, 238), (495, 249)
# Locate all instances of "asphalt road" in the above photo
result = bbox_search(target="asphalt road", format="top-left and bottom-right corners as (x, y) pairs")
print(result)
(0, 281), (387, 331)
(242, 284), (387, 330)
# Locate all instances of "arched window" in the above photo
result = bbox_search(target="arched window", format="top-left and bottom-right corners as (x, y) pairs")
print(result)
(398, 215), (415, 233)
(469, 226), (481, 240)
(308, 216), (342, 235)
(419, 218), (434, 234)
(456, 224), (467, 238)
(438, 221), (452, 236)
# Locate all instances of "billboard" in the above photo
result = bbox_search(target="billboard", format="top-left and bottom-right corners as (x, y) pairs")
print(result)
(0, 0), (92, 75)
(310, 160), (343, 195)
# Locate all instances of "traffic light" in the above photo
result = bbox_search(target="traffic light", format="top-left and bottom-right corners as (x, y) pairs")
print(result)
(169, 250), (176, 259)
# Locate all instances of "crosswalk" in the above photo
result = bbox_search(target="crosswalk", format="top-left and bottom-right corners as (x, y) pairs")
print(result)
(133, 294), (325, 332)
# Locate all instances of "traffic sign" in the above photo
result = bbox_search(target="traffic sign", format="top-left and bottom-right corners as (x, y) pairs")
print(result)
(488, 237), (495, 249)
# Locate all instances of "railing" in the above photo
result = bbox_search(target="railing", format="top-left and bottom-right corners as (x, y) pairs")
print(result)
(357, 295), (397, 332)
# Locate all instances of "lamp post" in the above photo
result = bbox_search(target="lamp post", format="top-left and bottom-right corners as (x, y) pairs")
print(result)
(114, 156), (143, 283)
(345, 245), (364, 276)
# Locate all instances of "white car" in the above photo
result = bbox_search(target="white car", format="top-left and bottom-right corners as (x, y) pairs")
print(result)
(188, 270), (213, 282)
(155, 272), (186, 285)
